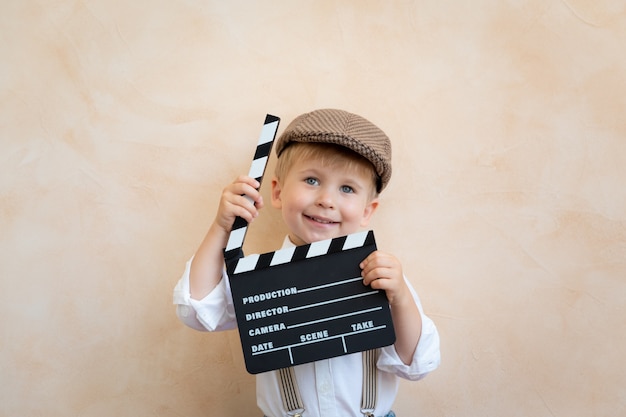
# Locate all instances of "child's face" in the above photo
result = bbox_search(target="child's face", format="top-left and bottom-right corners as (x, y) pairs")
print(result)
(271, 155), (379, 246)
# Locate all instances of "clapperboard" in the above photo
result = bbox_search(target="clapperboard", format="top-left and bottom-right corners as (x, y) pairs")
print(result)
(224, 115), (395, 374)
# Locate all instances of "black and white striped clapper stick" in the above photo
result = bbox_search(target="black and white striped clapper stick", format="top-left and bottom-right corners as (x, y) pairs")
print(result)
(224, 114), (280, 273)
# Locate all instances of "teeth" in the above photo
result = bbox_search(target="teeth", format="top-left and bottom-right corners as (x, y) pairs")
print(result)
(311, 216), (333, 224)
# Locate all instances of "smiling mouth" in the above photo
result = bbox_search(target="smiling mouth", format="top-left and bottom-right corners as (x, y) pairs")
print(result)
(305, 215), (337, 225)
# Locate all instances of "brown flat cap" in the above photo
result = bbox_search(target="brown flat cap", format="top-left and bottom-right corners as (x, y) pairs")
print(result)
(275, 109), (392, 192)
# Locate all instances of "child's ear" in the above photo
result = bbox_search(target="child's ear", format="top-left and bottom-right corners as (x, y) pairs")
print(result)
(360, 197), (379, 227)
(270, 177), (282, 209)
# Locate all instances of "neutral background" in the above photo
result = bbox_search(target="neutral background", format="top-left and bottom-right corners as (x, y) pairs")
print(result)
(1, 1), (625, 416)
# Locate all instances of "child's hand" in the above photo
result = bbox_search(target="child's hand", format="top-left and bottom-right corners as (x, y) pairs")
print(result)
(215, 175), (264, 232)
(361, 250), (423, 365)
(360, 250), (411, 306)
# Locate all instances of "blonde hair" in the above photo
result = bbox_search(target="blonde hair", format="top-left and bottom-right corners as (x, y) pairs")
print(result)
(274, 142), (379, 199)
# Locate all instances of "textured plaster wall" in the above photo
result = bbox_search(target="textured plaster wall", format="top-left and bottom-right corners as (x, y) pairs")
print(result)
(1, 1), (625, 416)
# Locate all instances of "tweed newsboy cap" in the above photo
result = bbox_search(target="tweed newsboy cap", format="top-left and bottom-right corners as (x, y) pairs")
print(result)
(275, 109), (392, 192)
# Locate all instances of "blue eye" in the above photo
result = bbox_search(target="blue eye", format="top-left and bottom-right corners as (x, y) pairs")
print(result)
(340, 185), (354, 193)
(305, 177), (319, 186)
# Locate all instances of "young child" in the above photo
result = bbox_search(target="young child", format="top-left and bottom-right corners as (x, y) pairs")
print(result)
(173, 109), (440, 417)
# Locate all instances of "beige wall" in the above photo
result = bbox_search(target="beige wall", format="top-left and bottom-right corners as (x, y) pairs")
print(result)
(1, 1), (625, 416)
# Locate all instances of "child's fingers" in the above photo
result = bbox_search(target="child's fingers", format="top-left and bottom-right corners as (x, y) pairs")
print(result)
(233, 175), (261, 196)
(360, 252), (397, 274)
(230, 177), (264, 207)
(226, 200), (257, 223)
(233, 174), (260, 188)
(215, 176), (265, 230)
(360, 251), (403, 286)
(361, 266), (391, 287)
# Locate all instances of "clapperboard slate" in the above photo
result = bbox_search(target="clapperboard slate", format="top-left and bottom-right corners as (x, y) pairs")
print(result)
(224, 115), (395, 374)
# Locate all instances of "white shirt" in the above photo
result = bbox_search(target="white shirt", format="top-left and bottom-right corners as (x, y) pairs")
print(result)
(173, 237), (440, 417)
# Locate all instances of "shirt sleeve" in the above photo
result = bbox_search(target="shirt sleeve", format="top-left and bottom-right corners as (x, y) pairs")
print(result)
(377, 278), (441, 381)
(172, 257), (237, 332)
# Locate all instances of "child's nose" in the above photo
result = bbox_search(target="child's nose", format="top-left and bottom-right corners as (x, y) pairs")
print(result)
(316, 189), (335, 208)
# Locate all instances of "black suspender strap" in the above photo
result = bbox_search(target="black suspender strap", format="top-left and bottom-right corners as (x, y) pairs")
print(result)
(278, 366), (305, 416)
(360, 349), (379, 416)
